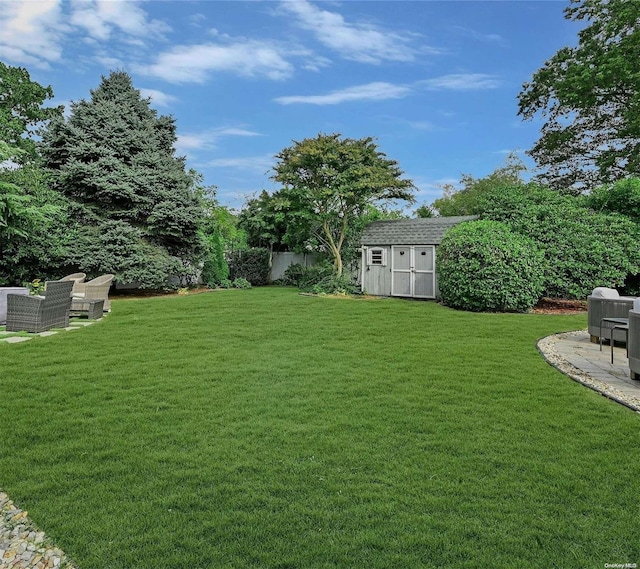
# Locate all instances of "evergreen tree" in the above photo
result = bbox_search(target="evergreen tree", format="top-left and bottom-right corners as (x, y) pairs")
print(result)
(41, 71), (205, 287)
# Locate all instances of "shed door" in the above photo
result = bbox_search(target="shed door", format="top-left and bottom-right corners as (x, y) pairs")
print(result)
(391, 246), (412, 296)
(413, 246), (435, 298)
(391, 245), (436, 298)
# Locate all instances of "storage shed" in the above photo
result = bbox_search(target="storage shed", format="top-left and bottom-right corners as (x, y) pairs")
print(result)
(360, 216), (478, 298)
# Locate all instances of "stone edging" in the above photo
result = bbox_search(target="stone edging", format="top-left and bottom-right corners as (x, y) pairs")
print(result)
(0, 491), (78, 569)
(537, 331), (640, 413)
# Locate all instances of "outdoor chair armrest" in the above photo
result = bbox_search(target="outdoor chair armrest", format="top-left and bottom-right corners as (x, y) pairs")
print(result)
(8, 294), (43, 306)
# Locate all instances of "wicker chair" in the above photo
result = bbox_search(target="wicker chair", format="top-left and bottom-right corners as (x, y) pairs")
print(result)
(587, 287), (636, 343)
(5, 280), (74, 333)
(59, 272), (86, 294)
(72, 274), (114, 311)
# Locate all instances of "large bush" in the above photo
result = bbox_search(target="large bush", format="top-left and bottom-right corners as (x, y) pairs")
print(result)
(476, 184), (640, 298)
(437, 220), (545, 312)
(201, 233), (229, 287)
(67, 220), (185, 289)
(228, 248), (270, 286)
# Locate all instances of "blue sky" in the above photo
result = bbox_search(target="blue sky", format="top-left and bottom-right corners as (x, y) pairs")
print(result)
(0, 1), (584, 212)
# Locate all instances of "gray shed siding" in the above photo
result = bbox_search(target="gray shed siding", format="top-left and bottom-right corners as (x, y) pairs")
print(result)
(360, 216), (477, 298)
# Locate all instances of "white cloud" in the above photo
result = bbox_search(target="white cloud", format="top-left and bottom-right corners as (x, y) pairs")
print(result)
(275, 82), (412, 106)
(176, 127), (262, 155)
(450, 26), (504, 44)
(0, 0), (68, 67)
(69, 0), (170, 42)
(135, 41), (294, 83)
(139, 88), (178, 108)
(205, 155), (275, 172)
(279, 0), (429, 64)
(420, 74), (502, 91)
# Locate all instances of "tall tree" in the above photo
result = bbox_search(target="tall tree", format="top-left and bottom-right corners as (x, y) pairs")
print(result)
(0, 64), (68, 284)
(272, 133), (415, 276)
(41, 71), (205, 287)
(431, 153), (527, 216)
(518, 0), (640, 192)
(0, 62), (63, 160)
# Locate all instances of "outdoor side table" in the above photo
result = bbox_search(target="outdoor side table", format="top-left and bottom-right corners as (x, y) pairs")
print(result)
(600, 317), (629, 352)
(71, 298), (104, 319)
(610, 324), (629, 364)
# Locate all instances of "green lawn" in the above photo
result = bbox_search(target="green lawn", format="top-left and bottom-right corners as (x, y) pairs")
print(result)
(0, 287), (638, 568)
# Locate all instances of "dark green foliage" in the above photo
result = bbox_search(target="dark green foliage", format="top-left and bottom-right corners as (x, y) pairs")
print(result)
(584, 177), (640, 222)
(0, 62), (63, 160)
(228, 247), (270, 285)
(40, 71), (205, 285)
(518, 0), (640, 191)
(476, 184), (640, 298)
(281, 261), (358, 294)
(272, 133), (415, 275)
(201, 232), (229, 287)
(415, 204), (434, 218)
(231, 277), (252, 289)
(66, 220), (183, 289)
(282, 262), (333, 289)
(437, 220), (545, 312)
(238, 190), (289, 251)
(431, 153), (526, 216)
(309, 273), (359, 295)
(0, 145), (71, 285)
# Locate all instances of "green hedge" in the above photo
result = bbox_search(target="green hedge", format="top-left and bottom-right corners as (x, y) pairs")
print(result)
(228, 248), (270, 286)
(437, 220), (545, 312)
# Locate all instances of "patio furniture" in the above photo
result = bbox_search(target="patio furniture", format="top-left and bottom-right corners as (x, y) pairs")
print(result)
(70, 298), (104, 319)
(629, 299), (640, 381)
(73, 274), (114, 312)
(59, 272), (87, 293)
(0, 287), (29, 325)
(587, 287), (636, 343)
(5, 280), (73, 333)
(599, 317), (629, 361)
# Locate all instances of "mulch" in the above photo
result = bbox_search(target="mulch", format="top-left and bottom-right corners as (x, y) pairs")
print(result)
(530, 297), (587, 315)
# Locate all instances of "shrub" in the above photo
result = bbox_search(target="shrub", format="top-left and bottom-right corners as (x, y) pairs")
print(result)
(281, 261), (357, 294)
(232, 277), (252, 289)
(281, 262), (332, 288)
(67, 220), (183, 290)
(228, 248), (270, 286)
(280, 263), (307, 287)
(201, 233), (229, 287)
(476, 184), (640, 298)
(437, 220), (545, 312)
(309, 274), (358, 295)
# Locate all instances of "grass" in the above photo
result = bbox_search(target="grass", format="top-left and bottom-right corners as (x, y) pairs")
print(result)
(0, 287), (638, 568)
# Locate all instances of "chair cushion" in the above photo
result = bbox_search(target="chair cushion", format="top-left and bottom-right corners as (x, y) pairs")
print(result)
(591, 287), (620, 298)
(634, 298), (640, 312)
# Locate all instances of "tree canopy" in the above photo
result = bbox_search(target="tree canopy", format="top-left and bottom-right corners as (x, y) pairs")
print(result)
(0, 62), (63, 160)
(431, 153), (527, 216)
(272, 133), (415, 276)
(518, 0), (640, 192)
(41, 71), (205, 287)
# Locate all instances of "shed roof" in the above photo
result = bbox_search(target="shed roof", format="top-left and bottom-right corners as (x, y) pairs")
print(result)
(361, 216), (478, 245)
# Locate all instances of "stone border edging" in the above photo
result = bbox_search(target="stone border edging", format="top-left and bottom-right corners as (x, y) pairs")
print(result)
(0, 491), (78, 569)
(537, 331), (640, 413)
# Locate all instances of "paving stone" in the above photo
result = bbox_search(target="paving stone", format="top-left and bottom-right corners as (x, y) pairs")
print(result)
(2, 336), (32, 343)
(37, 331), (58, 337)
(538, 330), (640, 412)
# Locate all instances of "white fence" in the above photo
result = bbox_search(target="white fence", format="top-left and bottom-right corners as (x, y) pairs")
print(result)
(270, 252), (318, 281)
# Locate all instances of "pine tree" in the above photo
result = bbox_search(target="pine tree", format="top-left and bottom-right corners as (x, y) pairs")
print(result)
(42, 71), (205, 287)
